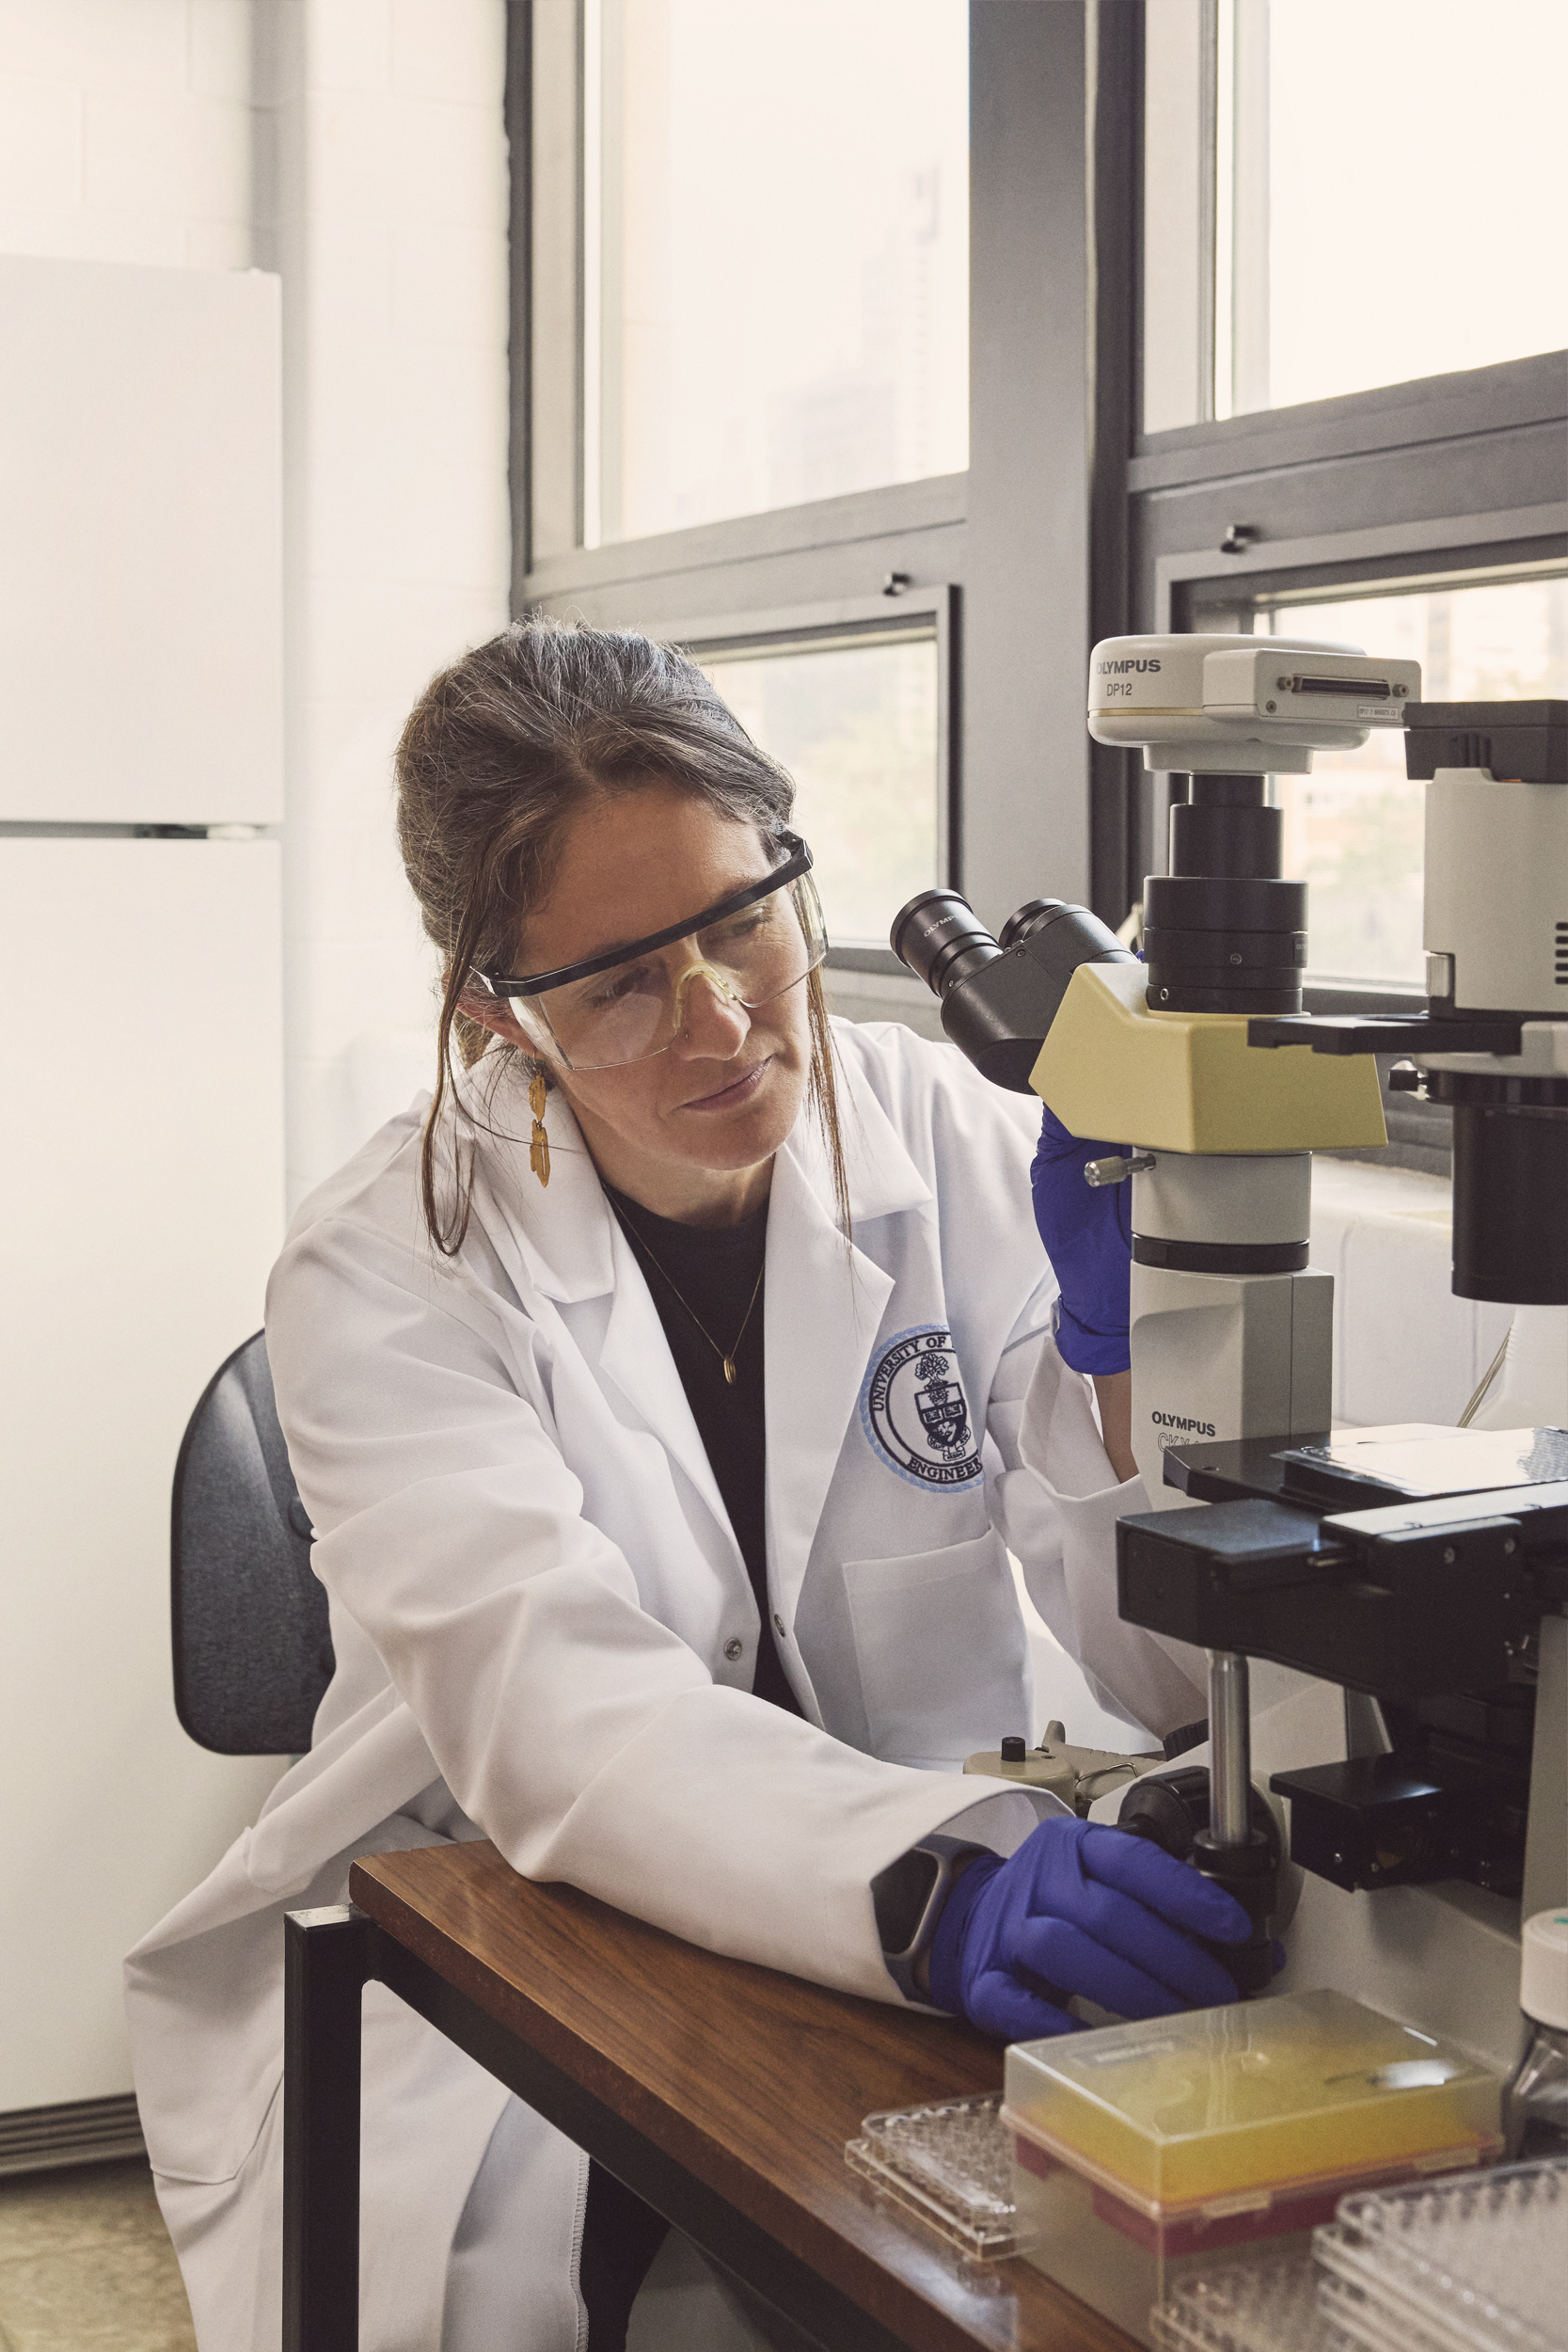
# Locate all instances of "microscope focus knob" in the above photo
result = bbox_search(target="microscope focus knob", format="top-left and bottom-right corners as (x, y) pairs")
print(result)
(1085, 1152), (1156, 1187)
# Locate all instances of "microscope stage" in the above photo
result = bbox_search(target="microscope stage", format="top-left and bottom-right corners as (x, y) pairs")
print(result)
(1164, 1422), (1568, 1513)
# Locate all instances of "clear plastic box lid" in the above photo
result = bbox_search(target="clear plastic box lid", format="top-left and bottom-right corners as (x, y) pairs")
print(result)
(1004, 1990), (1502, 2209)
(1314, 2157), (1568, 2352)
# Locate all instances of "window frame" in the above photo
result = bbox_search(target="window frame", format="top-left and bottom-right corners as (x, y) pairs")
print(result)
(1150, 498), (1568, 914)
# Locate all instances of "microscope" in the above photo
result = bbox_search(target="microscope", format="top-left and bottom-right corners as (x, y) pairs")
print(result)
(892, 638), (1567, 2074)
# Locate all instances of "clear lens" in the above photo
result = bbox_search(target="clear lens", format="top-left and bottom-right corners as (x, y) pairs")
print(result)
(511, 874), (827, 1071)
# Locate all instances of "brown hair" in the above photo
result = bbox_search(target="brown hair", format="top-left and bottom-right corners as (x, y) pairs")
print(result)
(394, 616), (850, 1252)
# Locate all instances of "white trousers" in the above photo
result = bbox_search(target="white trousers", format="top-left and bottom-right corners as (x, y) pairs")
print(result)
(440, 2095), (773, 2352)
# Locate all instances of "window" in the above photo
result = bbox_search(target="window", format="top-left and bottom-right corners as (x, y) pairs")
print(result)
(521, 0), (1006, 1014)
(583, 0), (968, 545)
(1143, 0), (1568, 433)
(691, 600), (948, 951)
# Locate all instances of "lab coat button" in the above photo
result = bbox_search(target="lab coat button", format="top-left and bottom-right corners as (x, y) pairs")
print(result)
(723, 1637), (743, 1662)
(773, 1613), (787, 1639)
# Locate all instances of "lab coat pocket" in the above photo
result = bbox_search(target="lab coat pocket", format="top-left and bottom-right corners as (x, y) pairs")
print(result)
(843, 1527), (1029, 1769)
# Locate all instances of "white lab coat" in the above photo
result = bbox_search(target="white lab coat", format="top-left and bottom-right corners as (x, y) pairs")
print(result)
(126, 1021), (1205, 2352)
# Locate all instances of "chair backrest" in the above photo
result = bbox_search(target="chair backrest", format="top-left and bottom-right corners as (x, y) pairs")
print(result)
(171, 1330), (334, 1755)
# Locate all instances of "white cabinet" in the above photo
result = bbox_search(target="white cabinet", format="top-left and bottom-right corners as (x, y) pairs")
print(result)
(0, 257), (282, 826)
(0, 838), (286, 2107)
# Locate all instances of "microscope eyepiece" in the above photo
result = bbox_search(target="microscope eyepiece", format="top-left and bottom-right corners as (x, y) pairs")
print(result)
(998, 898), (1069, 951)
(888, 888), (1004, 998)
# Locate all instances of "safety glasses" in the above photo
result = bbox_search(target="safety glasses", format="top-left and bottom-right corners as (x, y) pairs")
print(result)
(473, 832), (828, 1072)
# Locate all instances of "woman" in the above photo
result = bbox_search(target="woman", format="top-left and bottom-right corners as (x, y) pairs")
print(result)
(127, 622), (1241, 2352)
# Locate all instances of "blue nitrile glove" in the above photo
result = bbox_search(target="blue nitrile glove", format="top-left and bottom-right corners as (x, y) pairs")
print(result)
(927, 1817), (1249, 2042)
(1031, 1103), (1133, 1375)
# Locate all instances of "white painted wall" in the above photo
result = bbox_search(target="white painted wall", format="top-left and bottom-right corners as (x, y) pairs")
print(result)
(255, 0), (512, 1204)
(0, 0), (513, 1210)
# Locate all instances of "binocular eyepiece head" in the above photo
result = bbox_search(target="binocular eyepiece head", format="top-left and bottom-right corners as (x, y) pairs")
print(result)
(890, 887), (1133, 1091)
(889, 892), (1082, 1001)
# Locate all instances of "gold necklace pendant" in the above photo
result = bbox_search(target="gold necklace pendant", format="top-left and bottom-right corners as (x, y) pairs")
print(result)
(610, 1197), (763, 1386)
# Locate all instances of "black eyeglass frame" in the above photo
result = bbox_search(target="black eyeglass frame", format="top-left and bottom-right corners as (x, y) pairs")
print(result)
(475, 832), (816, 999)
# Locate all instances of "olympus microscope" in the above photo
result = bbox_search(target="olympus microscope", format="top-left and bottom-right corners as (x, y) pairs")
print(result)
(892, 641), (1567, 2074)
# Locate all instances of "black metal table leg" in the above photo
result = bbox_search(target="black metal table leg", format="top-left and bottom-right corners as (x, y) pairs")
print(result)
(284, 1890), (879, 2352)
(283, 1903), (374, 2352)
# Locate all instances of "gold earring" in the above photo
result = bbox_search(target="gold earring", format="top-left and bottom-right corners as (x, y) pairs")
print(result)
(529, 1072), (551, 1187)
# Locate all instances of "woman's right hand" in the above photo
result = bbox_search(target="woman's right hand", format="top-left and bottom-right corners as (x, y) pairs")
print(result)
(927, 1817), (1248, 2042)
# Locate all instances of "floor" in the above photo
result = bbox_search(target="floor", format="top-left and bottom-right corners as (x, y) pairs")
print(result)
(0, 2160), (195, 2351)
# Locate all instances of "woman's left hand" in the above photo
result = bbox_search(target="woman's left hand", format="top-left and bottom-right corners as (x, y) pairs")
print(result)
(1030, 1104), (1133, 1375)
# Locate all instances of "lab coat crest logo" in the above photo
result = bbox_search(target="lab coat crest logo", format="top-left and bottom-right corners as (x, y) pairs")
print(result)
(860, 1327), (983, 1488)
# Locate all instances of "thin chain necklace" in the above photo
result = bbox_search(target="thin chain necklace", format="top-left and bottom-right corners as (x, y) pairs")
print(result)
(609, 1196), (765, 1387)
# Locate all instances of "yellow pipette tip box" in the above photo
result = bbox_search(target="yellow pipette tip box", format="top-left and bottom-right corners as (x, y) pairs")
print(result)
(1003, 1989), (1501, 2209)
(1003, 1992), (1502, 2344)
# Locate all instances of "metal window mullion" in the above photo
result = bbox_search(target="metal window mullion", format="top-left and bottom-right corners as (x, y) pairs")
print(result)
(506, 2), (533, 592)
(1089, 0), (1144, 924)
(1196, 0), (1219, 427)
(1230, 0), (1271, 416)
(965, 0), (1092, 925)
(585, 0), (621, 548)
(524, 0), (587, 578)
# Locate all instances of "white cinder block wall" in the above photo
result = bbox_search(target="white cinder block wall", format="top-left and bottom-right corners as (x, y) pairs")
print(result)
(0, 1), (253, 268)
(0, 0), (512, 1212)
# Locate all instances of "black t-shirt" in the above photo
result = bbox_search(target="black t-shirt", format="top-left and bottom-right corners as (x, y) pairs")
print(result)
(604, 1184), (801, 1717)
(584, 1184), (800, 2342)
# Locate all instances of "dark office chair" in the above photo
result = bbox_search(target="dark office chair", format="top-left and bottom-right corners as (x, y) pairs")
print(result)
(171, 1329), (335, 1755)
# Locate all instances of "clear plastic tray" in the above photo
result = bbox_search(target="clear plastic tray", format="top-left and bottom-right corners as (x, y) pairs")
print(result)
(1148, 2254), (1453, 2352)
(845, 2091), (1029, 2263)
(1005, 1989), (1504, 2207)
(1150, 2256), (1354, 2352)
(1313, 2157), (1568, 2352)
